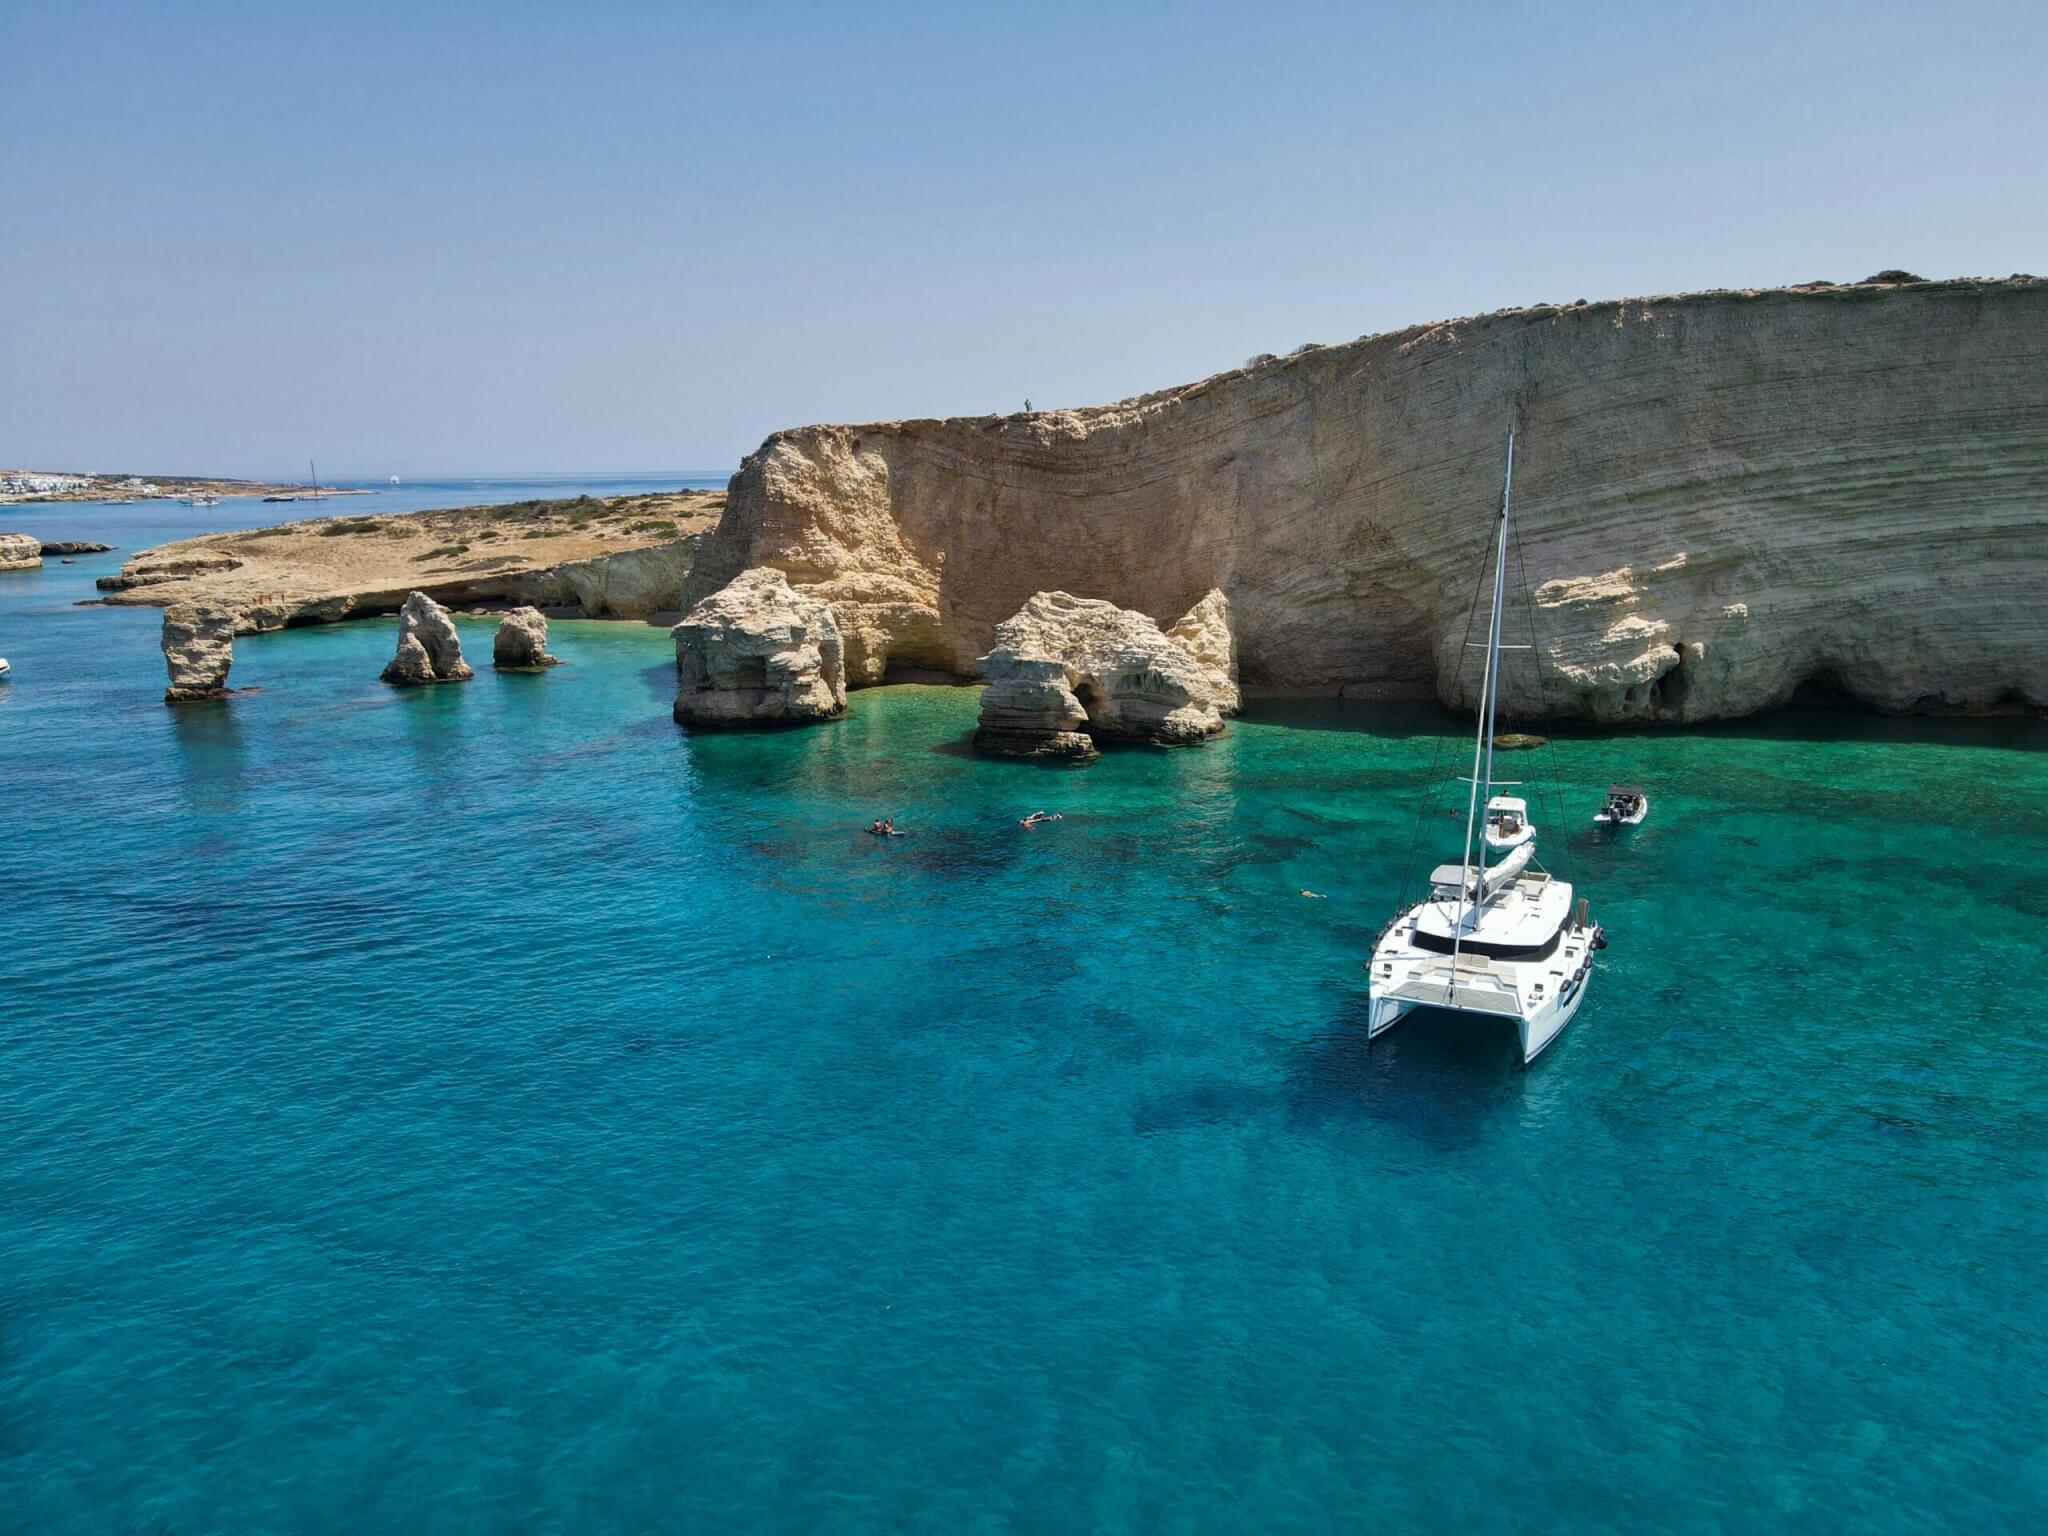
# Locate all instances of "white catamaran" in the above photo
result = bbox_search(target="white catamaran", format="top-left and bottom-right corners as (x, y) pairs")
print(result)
(1367, 432), (1605, 1066)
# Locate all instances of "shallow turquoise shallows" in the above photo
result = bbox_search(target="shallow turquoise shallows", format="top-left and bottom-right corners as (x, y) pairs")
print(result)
(3, 491), (2046, 1533)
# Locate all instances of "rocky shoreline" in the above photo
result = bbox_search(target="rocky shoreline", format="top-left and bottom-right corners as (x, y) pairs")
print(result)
(92, 488), (726, 633)
(47, 276), (2048, 732)
(682, 274), (2048, 725)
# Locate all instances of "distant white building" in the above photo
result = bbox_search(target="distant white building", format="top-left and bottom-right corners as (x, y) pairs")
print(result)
(0, 472), (93, 494)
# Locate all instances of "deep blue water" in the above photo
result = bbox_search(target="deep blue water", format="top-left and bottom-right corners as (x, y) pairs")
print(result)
(2, 493), (2046, 1532)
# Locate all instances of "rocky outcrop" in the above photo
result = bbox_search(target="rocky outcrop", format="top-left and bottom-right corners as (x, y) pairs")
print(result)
(98, 551), (240, 590)
(41, 540), (112, 556)
(0, 533), (43, 572)
(684, 276), (2048, 722)
(672, 567), (846, 726)
(975, 590), (1239, 758)
(527, 539), (698, 618)
(93, 490), (724, 630)
(493, 606), (560, 668)
(161, 605), (235, 702)
(381, 591), (473, 686)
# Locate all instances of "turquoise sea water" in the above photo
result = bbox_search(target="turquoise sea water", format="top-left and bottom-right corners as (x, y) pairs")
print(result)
(3, 494), (2046, 1532)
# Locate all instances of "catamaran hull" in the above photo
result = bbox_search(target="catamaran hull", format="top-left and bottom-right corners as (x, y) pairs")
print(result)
(1366, 976), (1588, 1066)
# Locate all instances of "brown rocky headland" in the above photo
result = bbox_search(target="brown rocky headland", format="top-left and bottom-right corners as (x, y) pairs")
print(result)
(96, 489), (726, 633)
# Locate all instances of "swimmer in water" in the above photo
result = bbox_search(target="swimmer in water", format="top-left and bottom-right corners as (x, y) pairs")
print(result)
(1019, 811), (1064, 828)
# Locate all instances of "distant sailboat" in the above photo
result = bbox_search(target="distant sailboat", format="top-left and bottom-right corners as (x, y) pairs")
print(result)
(389, 475), (401, 486)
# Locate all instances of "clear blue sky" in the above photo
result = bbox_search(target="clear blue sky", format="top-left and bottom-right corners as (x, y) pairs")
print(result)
(4, 0), (2042, 479)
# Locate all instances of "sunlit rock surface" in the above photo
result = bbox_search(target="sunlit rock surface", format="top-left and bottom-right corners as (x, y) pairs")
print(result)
(160, 604), (235, 702)
(381, 591), (473, 686)
(975, 590), (1238, 759)
(672, 567), (846, 726)
(493, 607), (560, 669)
(685, 277), (2048, 721)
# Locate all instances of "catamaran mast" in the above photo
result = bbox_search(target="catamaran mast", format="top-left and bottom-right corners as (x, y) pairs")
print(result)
(1480, 432), (1515, 801)
(1455, 430), (1517, 917)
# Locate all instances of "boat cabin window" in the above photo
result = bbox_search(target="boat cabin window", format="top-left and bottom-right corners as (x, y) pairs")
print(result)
(1410, 927), (1563, 963)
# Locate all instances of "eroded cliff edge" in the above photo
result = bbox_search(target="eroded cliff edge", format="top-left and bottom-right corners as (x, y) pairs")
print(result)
(686, 277), (2048, 722)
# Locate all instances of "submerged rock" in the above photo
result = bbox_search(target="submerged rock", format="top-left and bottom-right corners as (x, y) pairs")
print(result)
(493, 606), (560, 669)
(0, 533), (42, 572)
(1492, 732), (1548, 751)
(381, 591), (473, 686)
(672, 567), (846, 726)
(161, 604), (235, 702)
(974, 590), (1239, 759)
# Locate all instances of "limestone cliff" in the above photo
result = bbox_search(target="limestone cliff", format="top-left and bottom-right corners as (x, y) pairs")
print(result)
(685, 277), (2048, 722)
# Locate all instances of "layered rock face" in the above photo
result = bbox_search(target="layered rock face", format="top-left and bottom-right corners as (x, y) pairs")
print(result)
(684, 277), (2048, 722)
(95, 492), (723, 631)
(381, 591), (474, 686)
(672, 567), (846, 726)
(493, 607), (560, 669)
(975, 591), (1240, 758)
(535, 540), (697, 619)
(161, 605), (235, 702)
(0, 533), (42, 572)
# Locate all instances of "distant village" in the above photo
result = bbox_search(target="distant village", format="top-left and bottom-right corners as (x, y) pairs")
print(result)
(1, 471), (124, 497)
(0, 470), (353, 504)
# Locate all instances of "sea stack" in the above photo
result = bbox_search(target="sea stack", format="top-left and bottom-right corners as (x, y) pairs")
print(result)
(671, 567), (846, 726)
(161, 604), (236, 702)
(0, 533), (43, 572)
(493, 606), (560, 669)
(381, 591), (474, 686)
(974, 590), (1239, 759)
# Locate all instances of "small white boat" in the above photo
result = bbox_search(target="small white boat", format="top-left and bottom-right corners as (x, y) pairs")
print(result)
(1593, 785), (1648, 826)
(1483, 794), (1534, 851)
(0, 657), (11, 678)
